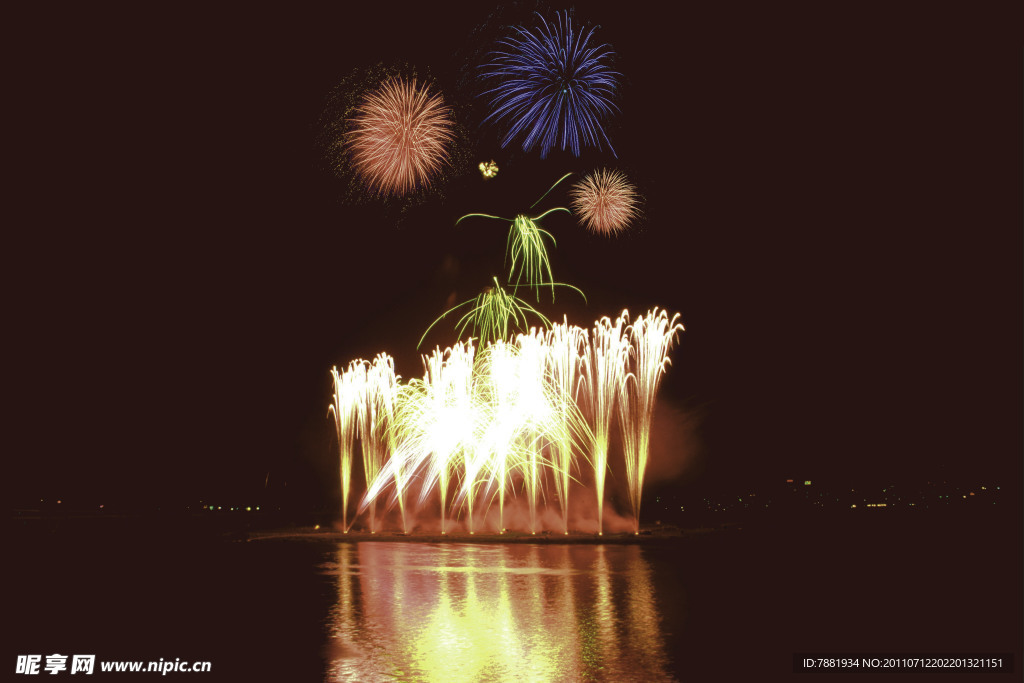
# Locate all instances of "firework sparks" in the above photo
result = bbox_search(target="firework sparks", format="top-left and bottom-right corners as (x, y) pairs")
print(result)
(570, 169), (640, 236)
(479, 160), (499, 179)
(420, 276), (553, 350)
(481, 11), (620, 158)
(454, 173), (573, 303)
(618, 310), (684, 533)
(357, 354), (401, 532)
(348, 78), (453, 196)
(583, 313), (631, 534)
(545, 318), (590, 533)
(336, 310), (679, 535)
(328, 362), (365, 532)
(423, 174), (582, 349)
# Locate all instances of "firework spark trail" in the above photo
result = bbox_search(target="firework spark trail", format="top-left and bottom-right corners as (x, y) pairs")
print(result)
(355, 362), (379, 531)
(421, 174), (578, 349)
(435, 341), (476, 534)
(368, 354), (481, 534)
(341, 310), (675, 534)
(420, 276), (553, 350)
(355, 354), (401, 532)
(348, 78), (453, 196)
(619, 309), (684, 533)
(363, 335), (579, 534)
(481, 11), (620, 158)
(583, 313), (631, 534)
(363, 384), (420, 525)
(476, 340), (519, 531)
(369, 354), (406, 532)
(545, 318), (591, 533)
(412, 342), (476, 534)
(329, 362), (365, 532)
(571, 169), (641, 236)
(516, 329), (552, 534)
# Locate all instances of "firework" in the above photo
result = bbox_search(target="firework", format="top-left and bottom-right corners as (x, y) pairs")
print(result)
(356, 354), (401, 532)
(544, 318), (590, 533)
(479, 160), (499, 179)
(481, 11), (620, 158)
(372, 342), (475, 534)
(582, 313), (631, 534)
(571, 169), (640, 236)
(336, 309), (679, 535)
(514, 330), (550, 533)
(420, 277), (552, 350)
(455, 173), (573, 302)
(422, 175), (582, 349)
(618, 310), (684, 533)
(348, 78), (453, 196)
(328, 362), (365, 532)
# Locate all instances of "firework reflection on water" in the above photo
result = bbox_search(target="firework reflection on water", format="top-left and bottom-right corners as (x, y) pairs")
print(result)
(324, 543), (672, 682)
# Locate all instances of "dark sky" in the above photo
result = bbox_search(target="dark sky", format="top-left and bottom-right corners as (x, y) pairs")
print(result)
(18, 4), (1020, 509)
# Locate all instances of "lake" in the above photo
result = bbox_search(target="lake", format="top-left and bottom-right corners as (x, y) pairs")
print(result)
(11, 514), (1020, 680)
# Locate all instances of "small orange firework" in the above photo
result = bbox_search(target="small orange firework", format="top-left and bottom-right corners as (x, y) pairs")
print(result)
(348, 78), (453, 196)
(570, 169), (640, 236)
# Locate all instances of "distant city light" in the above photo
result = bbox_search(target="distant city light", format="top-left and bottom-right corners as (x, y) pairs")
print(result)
(803, 481), (811, 486)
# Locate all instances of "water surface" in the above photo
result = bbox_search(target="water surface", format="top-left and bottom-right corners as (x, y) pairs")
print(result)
(323, 543), (671, 681)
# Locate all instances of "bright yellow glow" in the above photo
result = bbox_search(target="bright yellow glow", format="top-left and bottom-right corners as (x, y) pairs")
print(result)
(326, 543), (670, 681)
(617, 309), (684, 533)
(478, 160), (499, 179)
(332, 309), (682, 534)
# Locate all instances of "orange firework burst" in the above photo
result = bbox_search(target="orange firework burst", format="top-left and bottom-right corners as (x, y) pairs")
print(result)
(348, 78), (453, 196)
(570, 169), (640, 236)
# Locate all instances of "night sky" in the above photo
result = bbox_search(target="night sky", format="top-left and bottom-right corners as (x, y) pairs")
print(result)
(19, 4), (1020, 511)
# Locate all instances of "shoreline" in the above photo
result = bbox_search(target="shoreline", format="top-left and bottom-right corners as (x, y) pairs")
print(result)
(245, 526), (723, 544)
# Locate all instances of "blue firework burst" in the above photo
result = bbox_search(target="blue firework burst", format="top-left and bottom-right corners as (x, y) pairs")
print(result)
(481, 11), (620, 158)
